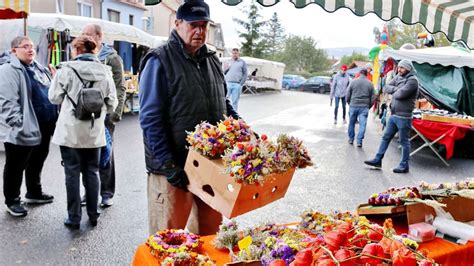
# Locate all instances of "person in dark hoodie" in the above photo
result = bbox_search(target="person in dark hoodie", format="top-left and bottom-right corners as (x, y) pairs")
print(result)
(364, 59), (419, 174)
(0, 36), (56, 217)
(138, 0), (239, 235)
(82, 24), (126, 208)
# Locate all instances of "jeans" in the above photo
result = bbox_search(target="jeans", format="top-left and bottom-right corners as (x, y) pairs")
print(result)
(60, 146), (100, 224)
(3, 143), (34, 206)
(99, 120), (115, 200)
(375, 116), (412, 168)
(348, 107), (369, 144)
(226, 82), (242, 111)
(334, 97), (346, 120)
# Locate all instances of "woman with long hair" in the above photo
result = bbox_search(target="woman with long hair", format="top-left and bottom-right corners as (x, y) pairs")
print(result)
(48, 36), (117, 229)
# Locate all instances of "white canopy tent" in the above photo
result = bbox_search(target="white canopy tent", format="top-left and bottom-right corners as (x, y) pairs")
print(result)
(380, 46), (474, 68)
(0, 13), (166, 52)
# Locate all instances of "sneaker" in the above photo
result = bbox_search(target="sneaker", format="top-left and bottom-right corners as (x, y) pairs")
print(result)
(100, 197), (113, 208)
(393, 166), (409, 174)
(343, 119), (347, 124)
(25, 193), (54, 204)
(348, 140), (353, 145)
(364, 159), (382, 169)
(6, 203), (28, 217)
(357, 143), (363, 148)
(89, 217), (99, 227)
(334, 120), (337, 125)
(81, 195), (86, 207)
(64, 218), (80, 230)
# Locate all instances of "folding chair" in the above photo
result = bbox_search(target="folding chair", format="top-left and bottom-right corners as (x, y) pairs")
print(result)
(408, 126), (450, 167)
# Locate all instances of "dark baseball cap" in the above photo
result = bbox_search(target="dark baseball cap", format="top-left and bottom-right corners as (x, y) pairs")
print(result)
(176, 0), (213, 22)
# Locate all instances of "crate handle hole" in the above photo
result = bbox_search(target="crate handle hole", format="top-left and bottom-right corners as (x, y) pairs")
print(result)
(227, 184), (234, 192)
(252, 193), (259, 200)
(271, 186), (278, 193)
(202, 185), (214, 197)
(193, 160), (199, 167)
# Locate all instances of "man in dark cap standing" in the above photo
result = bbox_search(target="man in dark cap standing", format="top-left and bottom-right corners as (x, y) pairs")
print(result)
(364, 59), (418, 173)
(139, 0), (239, 235)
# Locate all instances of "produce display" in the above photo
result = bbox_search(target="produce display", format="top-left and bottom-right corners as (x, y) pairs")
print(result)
(367, 187), (421, 206)
(210, 212), (436, 266)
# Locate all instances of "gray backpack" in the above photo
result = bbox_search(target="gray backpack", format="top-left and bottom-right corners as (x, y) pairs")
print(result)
(64, 67), (104, 128)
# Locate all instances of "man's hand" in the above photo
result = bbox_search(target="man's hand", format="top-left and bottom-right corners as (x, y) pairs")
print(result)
(159, 162), (189, 191)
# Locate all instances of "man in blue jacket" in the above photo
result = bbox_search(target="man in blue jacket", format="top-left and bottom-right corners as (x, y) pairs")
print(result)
(364, 60), (419, 173)
(139, 0), (239, 235)
(0, 36), (56, 217)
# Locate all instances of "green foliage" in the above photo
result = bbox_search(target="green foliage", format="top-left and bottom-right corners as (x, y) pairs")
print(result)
(232, 1), (268, 57)
(279, 35), (330, 73)
(340, 52), (368, 65)
(262, 12), (286, 61)
(374, 19), (451, 49)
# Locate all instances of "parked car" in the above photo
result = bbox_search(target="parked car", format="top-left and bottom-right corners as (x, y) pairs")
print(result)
(297, 76), (331, 93)
(282, 74), (306, 90)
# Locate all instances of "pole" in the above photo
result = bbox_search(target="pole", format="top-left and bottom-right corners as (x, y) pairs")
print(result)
(23, 17), (27, 35)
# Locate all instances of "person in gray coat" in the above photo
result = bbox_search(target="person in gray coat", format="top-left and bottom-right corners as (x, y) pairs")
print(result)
(346, 69), (375, 147)
(330, 64), (351, 124)
(224, 48), (247, 111)
(0, 36), (55, 217)
(364, 59), (419, 173)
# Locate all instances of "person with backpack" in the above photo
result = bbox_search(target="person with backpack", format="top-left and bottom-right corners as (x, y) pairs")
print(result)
(0, 36), (56, 217)
(81, 24), (126, 208)
(48, 36), (117, 229)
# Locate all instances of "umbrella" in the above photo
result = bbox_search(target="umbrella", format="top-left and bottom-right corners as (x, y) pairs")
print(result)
(145, 0), (474, 49)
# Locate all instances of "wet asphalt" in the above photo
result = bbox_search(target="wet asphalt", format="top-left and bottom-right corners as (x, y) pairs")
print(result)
(0, 90), (472, 264)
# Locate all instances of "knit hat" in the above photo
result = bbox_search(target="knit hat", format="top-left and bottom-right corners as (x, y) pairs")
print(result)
(176, 0), (212, 22)
(398, 59), (413, 72)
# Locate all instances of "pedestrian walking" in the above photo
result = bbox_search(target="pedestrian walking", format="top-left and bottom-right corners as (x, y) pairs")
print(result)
(0, 36), (56, 217)
(224, 48), (247, 111)
(48, 36), (117, 229)
(330, 65), (351, 124)
(82, 23), (126, 208)
(364, 60), (419, 174)
(138, 0), (240, 235)
(346, 69), (375, 147)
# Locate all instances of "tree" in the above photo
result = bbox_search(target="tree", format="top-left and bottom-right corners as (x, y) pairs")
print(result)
(262, 12), (286, 60)
(340, 52), (369, 65)
(279, 35), (329, 73)
(374, 19), (451, 49)
(233, 1), (267, 57)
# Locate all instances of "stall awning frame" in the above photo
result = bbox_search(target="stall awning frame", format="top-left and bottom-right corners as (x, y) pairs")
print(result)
(0, 0), (29, 19)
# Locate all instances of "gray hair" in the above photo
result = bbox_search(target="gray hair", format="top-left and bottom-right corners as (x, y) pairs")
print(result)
(11, 36), (32, 49)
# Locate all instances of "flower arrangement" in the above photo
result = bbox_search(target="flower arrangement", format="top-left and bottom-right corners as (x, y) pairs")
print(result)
(213, 220), (241, 252)
(186, 117), (252, 158)
(147, 229), (203, 261)
(161, 252), (215, 266)
(299, 210), (356, 234)
(367, 186), (421, 206)
(274, 134), (313, 169)
(222, 139), (276, 185)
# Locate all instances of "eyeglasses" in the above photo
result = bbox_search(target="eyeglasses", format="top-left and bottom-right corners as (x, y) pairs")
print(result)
(15, 44), (35, 50)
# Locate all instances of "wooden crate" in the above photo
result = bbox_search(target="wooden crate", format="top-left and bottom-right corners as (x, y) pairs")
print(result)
(184, 150), (295, 218)
(422, 113), (474, 126)
(357, 204), (406, 215)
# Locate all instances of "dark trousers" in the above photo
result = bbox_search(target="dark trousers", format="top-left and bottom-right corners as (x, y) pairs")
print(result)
(334, 96), (346, 120)
(60, 146), (100, 223)
(3, 143), (34, 206)
(100, 120), (115, 199)
(25, 121), (55, 196)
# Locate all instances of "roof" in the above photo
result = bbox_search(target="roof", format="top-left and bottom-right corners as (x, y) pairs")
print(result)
(381, 46), (474, 68)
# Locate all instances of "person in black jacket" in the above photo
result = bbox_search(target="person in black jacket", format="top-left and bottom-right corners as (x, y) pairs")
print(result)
(364, 60), (419, 173)
(138, 0), (239, 235)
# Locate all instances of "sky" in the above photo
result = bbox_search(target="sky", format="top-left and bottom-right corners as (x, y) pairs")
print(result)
(208, 0), (386, 49)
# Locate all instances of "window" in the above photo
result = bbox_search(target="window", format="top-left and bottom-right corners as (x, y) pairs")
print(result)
(129, 15), (134, 26)
(77, 2), (92, 17)
(108, 9), (120, 23)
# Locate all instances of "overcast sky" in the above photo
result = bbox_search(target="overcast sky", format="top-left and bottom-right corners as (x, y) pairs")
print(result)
(208, 0), (386, 49)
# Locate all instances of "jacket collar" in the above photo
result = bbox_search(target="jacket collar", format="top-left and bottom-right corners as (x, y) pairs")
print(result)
(169, 29), (215, 62)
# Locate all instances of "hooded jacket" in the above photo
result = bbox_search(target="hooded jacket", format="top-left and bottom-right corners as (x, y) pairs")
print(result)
(48, 54), (117, 148)
(0, 52), (41, 146)
(98, 44), (126, 122)
(383, 71), (419, 118)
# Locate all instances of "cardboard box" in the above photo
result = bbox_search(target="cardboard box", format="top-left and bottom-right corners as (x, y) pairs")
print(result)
(422, 113), (474, 126)
(184, 150), (295, 218)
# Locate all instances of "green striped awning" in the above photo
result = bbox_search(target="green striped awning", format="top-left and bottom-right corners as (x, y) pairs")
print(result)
(145, 0), (474, 48)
